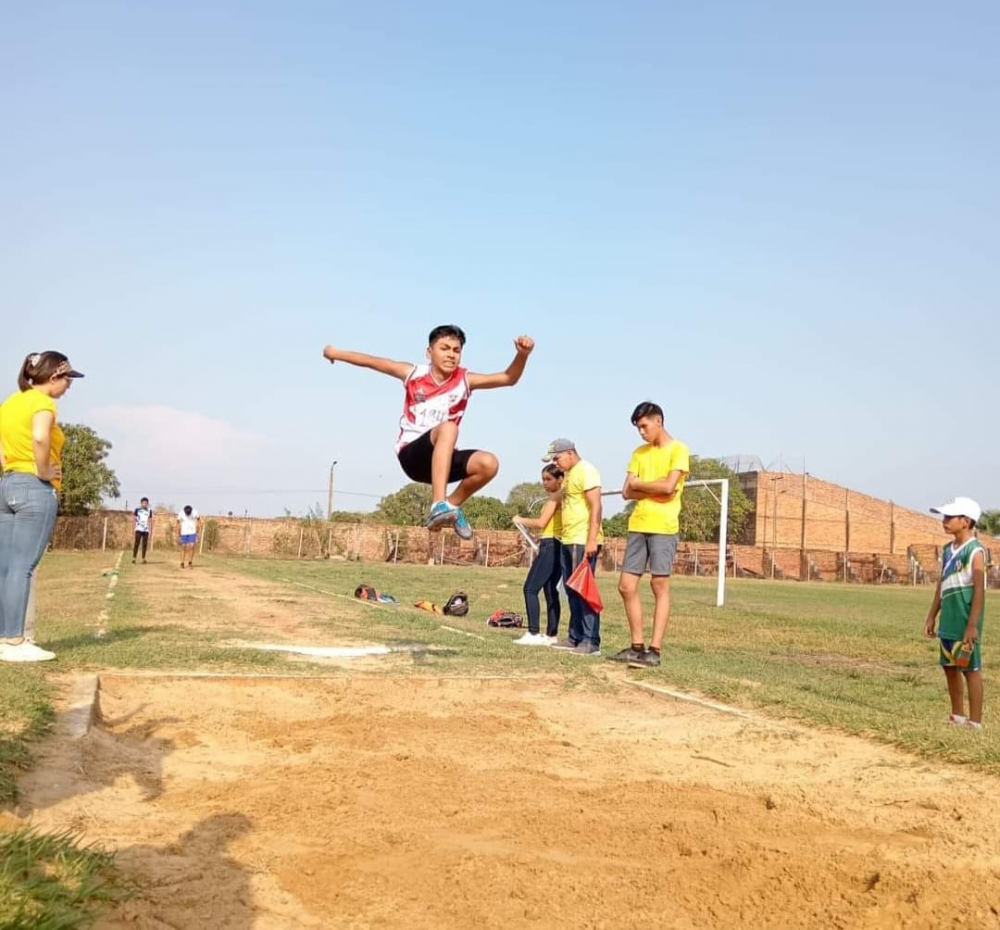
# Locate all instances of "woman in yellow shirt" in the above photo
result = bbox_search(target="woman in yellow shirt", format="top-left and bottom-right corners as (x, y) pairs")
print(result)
(511, 464), (565, 646)
(0, 351), (85, 662)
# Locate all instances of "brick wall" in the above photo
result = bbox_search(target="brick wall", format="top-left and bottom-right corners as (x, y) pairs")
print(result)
(50, 510), (535, 568)
(49, 497), (998, 587)
(740, 471), (999, 563)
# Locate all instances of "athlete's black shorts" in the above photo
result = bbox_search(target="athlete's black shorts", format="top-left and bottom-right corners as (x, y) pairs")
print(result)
(397, 430), (477, 485)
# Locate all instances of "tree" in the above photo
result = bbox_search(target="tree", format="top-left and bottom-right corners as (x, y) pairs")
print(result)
(680, 457), (752, 543)
(602, 503), (634, 539)
(59, 424), (120, 515)
(373, 483), (433, 525)
(506, 482), (547, 514)
(329, 510), (371, 524)
(461, 496), (515, 530)
(203, 518), (221, 551)
(979, 510), (1000, 537)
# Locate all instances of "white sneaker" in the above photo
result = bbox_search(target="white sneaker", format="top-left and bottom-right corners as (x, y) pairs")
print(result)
(513, 632), (553, 647)
(0, 642), (56, 662)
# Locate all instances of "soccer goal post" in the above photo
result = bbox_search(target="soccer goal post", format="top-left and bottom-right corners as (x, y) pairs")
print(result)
(602, 478), (730, 607)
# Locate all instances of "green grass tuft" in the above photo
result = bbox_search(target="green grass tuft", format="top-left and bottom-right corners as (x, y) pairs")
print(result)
(0, 826), (129, 929)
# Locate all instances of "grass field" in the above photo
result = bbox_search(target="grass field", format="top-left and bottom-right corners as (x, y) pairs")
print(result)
(232, 555), (1000, 767)
(2, 550), (999, 927)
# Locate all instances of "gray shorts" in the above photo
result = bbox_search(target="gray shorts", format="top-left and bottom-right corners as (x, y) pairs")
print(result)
(622, 532), (679, 576)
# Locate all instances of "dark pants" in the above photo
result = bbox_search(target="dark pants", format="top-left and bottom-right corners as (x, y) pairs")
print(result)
(523, 538), (562, 636)
(561, 543), (601, 647)
(133, 531), (149, 560)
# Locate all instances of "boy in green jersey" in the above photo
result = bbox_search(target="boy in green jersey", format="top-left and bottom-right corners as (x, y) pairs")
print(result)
(924, 497), (987, 729)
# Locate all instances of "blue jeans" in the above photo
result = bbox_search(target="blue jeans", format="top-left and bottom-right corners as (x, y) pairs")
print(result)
(523, 538), (562, 636)
(0, 473), (59, 639)
(561, 543), (601, 647)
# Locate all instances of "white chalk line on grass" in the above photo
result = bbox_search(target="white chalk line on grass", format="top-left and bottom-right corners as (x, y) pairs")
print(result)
(96, 551), (124, 639)
(440, 625), (486, 641)
(623, 678), (763, 722)
(278, 577), (487, 639)
(277, 578), (384, 606)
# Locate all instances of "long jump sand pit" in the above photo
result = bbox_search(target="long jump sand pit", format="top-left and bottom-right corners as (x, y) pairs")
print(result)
(18, 673), (1000, 929)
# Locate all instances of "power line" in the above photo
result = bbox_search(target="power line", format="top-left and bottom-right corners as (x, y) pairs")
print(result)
(183, 490), (377, 498)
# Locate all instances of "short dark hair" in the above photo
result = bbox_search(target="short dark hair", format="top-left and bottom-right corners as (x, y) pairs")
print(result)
(631, 401), (664, 425)
(542, 464), (564, 480)
(140, 497), (149, 504)
(183, 505), (193, 516)
(18, 351), (69, 392)
(428, 324), (466, 348)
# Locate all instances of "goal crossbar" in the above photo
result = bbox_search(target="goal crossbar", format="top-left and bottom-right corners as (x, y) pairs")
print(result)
(602, 479), (729, 607)
(518, 479), (730, 607)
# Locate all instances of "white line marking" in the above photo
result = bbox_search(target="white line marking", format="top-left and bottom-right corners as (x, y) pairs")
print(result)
(278, 578), (386, 606)
(440, 625), (486, 641)
(96, 551), (124, 638)
(624, 679), (760, 721)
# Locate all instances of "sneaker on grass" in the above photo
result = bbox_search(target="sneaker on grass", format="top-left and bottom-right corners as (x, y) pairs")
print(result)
(0, 641), (56, 662)
(551, 639), (579, 651)
(610, 647), (645, 664)
(947, 714), (968, 726)
(514, 632), (553, 647)
(570, 642), (601, 657)
(627, 650), (661, 669)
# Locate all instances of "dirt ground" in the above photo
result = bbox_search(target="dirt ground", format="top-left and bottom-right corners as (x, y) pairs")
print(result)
(13, 671), (1000, 930)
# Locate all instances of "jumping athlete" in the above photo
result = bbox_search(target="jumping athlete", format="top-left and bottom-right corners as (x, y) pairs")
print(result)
(323, 325), (534, 539)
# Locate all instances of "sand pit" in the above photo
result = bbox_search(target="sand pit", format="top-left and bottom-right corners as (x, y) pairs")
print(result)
(16, 674), (1000, 929)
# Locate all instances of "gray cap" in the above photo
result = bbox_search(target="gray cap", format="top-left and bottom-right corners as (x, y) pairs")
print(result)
(541, 438), (576, 462)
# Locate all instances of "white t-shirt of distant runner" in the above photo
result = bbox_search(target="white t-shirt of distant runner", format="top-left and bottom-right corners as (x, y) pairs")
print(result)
(177, 510), (199, 536)
(134, 507), (152, 533)
(396, 364), (471, 453)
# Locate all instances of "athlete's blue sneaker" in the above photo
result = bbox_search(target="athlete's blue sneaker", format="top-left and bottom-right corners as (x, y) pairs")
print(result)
(453, 506), (473, 541)
(427, 500), (458, 529)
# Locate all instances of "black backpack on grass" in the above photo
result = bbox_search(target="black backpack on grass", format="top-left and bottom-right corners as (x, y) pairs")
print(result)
(443, 591), (469, 617)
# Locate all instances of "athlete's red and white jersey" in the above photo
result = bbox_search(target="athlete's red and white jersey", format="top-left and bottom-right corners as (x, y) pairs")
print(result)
(396, 364), (471, 452)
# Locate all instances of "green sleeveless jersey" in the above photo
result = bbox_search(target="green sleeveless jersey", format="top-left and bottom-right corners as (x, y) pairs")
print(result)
(939, 539), (986, 640)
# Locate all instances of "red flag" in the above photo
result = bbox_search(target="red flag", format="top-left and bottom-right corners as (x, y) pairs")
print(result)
(566, 559), (603, 612)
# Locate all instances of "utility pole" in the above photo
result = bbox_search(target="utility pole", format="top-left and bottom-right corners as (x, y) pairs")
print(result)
(327, 461), (338, 520)
(771, 474), (783, 579)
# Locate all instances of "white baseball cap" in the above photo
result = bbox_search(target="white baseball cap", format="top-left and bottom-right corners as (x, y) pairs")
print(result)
(930, 497), (982, 523)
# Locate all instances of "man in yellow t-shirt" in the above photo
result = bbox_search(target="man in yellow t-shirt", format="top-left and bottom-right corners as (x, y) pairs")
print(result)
(542, 438), (603, 657)
(612, 402), (690, 669)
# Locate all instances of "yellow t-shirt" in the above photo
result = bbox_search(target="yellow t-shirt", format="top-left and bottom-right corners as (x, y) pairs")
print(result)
(539, 506), (562, 540)
(0, 389), (64, 490)
(560, 460), (603, 546)
(626, 440), (690, 535)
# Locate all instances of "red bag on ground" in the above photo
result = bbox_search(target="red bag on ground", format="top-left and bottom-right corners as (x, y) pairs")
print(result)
(566, 559), (603, 613)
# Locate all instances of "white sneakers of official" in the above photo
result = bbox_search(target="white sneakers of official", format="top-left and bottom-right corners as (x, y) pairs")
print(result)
(0, 640), (57, 662)
(513, 632), (557, 647)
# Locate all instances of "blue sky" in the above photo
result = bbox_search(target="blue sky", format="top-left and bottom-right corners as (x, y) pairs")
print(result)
(3, 1), (997, 518)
